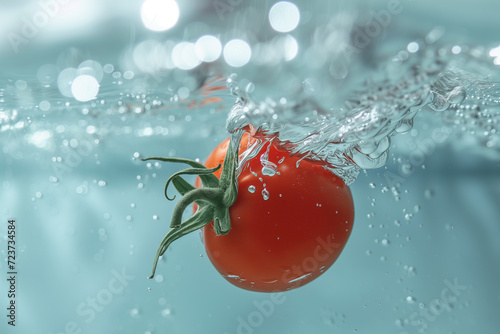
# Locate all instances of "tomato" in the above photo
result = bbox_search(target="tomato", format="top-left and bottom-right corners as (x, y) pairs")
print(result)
(199, 133), (355, 292)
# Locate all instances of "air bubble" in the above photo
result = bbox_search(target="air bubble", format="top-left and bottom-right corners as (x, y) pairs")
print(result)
(161, 308), (173, 317)
(248, 185), (256, 193)
(130, 308), (141, 318)
(262, 189), (270, 200)
(424, 189), (435, 199)
(406, 296), (416, 304)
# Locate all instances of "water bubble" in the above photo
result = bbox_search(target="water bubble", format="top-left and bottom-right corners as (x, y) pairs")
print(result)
(154, 275), (164, 283)
(369, 182), (376, 189)
(130, 203), (136, 208)
(161, 308), (173, 317)
(430, 93), (450, 111)
(130, 308), (141, 318)
(381, 239), (390, 246)
(424, 189), (435, 199)
(153, 215), (159, 220)
(98, 180), (107, 187)
(406, 296), (416, 304)
(248, 185), (256, 193)
(404, 265), (417, 276)
(262, 189), (270, 200)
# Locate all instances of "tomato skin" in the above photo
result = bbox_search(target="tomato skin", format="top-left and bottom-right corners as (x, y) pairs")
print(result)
(200, 133), (354, 292)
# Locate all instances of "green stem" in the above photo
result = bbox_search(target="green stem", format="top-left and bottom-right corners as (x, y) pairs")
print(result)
(148, 206), (215, 279)
(144, 134), (243, 279)
(164, 165), (221, 200)
(170, 187), (224, 228)
(141, 157), (220, 188)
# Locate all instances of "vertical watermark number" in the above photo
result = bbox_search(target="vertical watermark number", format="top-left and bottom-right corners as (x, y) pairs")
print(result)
(6, 219), (17, 327)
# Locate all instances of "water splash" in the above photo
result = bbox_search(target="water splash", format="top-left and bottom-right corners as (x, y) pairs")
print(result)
(226, 44), (500, 184)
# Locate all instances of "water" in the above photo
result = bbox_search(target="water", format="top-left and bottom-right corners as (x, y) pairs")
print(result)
(1, 1), (500, 333)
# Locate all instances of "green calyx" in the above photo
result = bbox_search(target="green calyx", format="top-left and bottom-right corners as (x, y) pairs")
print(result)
(142, 136), (241, 279)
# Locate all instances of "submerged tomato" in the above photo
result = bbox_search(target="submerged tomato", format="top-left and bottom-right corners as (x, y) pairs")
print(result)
(200, 133), (355, 292)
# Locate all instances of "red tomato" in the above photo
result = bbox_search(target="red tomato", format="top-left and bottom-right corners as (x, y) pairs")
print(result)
(199, 133), (354, 292)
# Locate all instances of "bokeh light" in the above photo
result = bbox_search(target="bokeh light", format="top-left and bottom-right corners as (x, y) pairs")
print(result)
(141, 0), (179, 32)
(71, 75), (100, 102)
(269, 1), (300, 33)
(195, 35), (222, 62)
(171, 42), (201, 70)
(283, 35), (299, 61)
(223, 39), (252, 67)
(489, 45), (500, 65)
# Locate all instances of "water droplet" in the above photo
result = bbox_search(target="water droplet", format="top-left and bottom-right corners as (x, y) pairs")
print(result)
(98, 180), (106, 187)
(130, 203), (136, 208)
(153, 215), (159, 220)
(369, 182), (376, 189)
(248, 185), (256, 193)
(381, 239), (390, 246)
(35, 191), (42, 199)
(262, 189), (270, 200)
(406, 296), (416, 304)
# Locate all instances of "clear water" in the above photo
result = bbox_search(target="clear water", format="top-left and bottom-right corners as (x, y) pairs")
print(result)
(1, 0), (500, 333)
